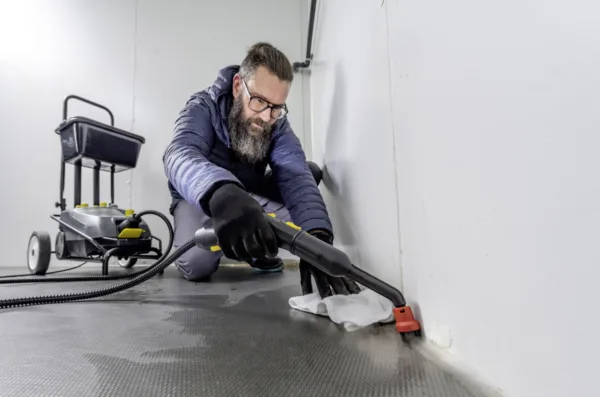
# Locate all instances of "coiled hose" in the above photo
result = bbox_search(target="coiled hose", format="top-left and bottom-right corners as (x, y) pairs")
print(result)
(0, 210), (174, 285)
(0, 239), (194, 309)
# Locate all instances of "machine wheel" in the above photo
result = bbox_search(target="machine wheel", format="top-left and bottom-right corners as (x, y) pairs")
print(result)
(54, 231), (69, 260)
(27, 231), (51, 275)
(118, 257), (138, 268)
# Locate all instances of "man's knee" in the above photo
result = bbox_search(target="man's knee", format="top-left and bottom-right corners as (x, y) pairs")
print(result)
(307, 161), (323, 185)
(172, 199), (221, 281)
(175, 246), (221, 281)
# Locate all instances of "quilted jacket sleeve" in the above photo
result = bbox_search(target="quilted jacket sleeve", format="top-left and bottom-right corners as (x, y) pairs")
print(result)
(163, 95), (243, 214)
(269, 120), (333, 235)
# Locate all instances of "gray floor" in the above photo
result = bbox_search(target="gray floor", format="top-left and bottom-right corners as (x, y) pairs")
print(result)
(0, 263), (487, 396)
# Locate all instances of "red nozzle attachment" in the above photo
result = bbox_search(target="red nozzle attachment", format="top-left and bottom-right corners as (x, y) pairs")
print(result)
(393, 306), (421, 333)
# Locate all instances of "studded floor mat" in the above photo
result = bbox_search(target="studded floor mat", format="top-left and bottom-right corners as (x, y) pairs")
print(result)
(0, 264), (489, 396)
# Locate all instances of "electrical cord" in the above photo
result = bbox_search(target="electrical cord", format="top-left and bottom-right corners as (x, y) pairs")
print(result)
(0, 262), (88, 279)
(0, 210), (174, 285)
(0, 238), (194, 309)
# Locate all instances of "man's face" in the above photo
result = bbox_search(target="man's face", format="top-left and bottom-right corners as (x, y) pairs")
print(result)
(228, 66), (290, 163)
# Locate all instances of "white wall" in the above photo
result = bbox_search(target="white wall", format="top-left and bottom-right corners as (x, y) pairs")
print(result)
(309, 1), (403, 286)
(0, 0), (136, 268)
(311, 1), (600, 397)
(0, 0), (306, 267)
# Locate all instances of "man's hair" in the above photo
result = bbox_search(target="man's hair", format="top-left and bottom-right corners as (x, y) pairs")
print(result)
(239, 42), (294, 82)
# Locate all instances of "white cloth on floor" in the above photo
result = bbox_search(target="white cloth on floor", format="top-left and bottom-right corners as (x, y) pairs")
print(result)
(288, 288), (395, 332)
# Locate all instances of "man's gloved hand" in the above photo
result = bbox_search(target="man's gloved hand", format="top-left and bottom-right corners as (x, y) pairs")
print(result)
(300, 230), (361, 298)
(208, 183), (278, 261)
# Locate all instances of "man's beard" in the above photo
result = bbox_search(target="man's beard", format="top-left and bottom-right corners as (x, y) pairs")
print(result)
(227, 95), (274, 164)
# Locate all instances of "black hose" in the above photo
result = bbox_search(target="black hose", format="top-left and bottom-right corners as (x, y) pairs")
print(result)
(130, 210), (175, 263)
(0, 239), (194, 309)
(0, 210), (174, 284)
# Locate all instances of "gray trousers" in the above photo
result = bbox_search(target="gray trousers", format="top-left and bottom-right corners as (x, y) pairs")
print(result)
(172, 194), (291, 281)
(171, 162), (322, 281)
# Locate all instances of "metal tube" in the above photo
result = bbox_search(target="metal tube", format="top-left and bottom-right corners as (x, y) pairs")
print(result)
(93, 163), (100, 206)
(57, 157), (66, 210)
(110, 166), (115, 204)
(102, 248), (120, 276)
(197, 215), (409, 308)
(292, 0), (318, 71)
(63, 95), (115, 126)
(348, 265), (407, 307)
(306, 0), (317, 59)
(74, 161), (82, 207)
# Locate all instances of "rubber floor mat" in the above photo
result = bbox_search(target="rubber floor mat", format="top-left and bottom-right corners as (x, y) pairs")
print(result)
(0, 265), (487, 396)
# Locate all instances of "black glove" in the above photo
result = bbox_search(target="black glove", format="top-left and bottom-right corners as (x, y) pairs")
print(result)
(300, 230), (361, 298)
(208, 183), (278, 261)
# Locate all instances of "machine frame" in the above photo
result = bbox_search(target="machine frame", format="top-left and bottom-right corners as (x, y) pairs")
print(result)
(27, 95), (164, 276)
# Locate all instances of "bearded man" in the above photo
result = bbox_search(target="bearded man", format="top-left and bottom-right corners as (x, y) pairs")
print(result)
(163, 42), (359, 298)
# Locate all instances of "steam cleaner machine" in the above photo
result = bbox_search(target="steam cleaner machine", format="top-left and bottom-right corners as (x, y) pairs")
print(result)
(2, 95), (421, 339)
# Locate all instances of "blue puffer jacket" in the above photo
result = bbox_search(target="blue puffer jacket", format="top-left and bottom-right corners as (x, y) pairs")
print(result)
(162, 65), (333, 235)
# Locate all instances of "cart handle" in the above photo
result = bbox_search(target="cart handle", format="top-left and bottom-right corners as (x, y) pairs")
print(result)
(62, 95), (115, 126)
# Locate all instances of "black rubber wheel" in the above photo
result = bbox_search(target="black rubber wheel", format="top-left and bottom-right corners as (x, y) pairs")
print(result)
(27, 231), (51, 275)
(54, 231), (69, 260)
(118, 257), (138, 268)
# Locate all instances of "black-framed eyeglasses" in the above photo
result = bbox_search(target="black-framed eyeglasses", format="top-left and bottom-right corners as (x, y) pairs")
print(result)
(241, 79), (288, 120)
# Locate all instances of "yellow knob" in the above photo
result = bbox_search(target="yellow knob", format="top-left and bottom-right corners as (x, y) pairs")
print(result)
(80, 203), (88, 208)
(100, 202), (107, 207)
(125, 209), (134, 217)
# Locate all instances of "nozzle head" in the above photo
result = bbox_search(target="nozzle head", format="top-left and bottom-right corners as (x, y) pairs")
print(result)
(393, 306), (421, 333)
(194, 228), (219, 250)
